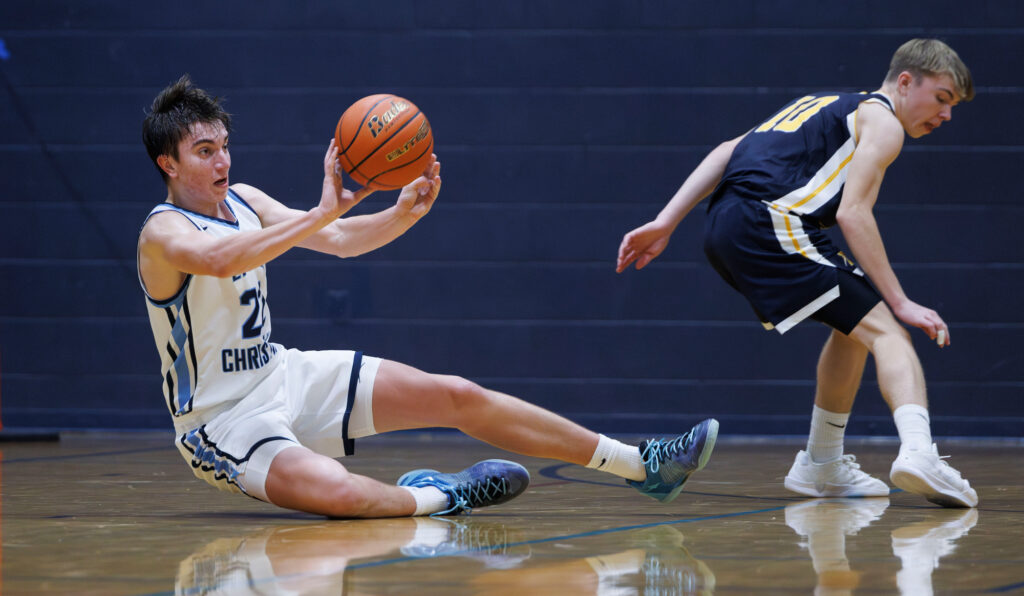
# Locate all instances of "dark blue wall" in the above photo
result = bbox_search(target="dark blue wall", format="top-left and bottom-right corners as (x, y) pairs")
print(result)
(1, 1), (1021, 436)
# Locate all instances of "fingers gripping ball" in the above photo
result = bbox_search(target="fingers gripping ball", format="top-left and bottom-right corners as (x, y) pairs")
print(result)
(334, 94), (434, 191)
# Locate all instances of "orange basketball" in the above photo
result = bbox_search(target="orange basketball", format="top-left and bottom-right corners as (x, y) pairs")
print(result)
(334, 94), (434, 191)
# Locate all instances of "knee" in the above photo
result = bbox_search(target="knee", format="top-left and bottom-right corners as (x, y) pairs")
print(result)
(851, 307), (913, 354)
(444, 375), (489, 409)
(436, 375), (491, 424)
(873, 323), (913, 351)
(863, 326), (921, 373)
(265, 452), (371, 517)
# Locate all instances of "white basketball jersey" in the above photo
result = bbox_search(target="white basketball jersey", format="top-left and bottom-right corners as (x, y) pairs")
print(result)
(140, 191), (281, 432)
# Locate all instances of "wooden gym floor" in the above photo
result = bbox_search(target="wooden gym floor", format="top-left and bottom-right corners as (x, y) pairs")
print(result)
(2, 431), (1022, 595)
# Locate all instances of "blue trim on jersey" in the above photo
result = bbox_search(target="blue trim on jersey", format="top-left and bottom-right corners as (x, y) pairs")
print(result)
(166, 294), (195, 416)
(147, 273), (192, 307)
(228, 189), (260, 219)
(141, 205), (203, 232)
(150, 201), (240, 229)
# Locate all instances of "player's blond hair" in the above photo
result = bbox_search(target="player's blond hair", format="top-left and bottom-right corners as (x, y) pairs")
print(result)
(885, 39), (974, 101)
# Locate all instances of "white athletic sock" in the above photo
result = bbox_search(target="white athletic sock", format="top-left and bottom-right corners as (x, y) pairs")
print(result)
(807, 405), (850, 463)
(586, 434), (646, 482)
(400, 485), (450, 516)
(893, 404), (932, 453)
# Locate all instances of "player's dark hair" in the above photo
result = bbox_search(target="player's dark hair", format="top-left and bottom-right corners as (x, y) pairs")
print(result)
(885, 39), (974, 102)
(142, 74), (232, 182)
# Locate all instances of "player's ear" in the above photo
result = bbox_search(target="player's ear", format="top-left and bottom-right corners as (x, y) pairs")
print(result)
(896, 71), (915, 93)
(157, 154), (177, 178)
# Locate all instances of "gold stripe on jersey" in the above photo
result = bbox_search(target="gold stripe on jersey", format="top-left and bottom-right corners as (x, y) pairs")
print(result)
(767, 205), (834, 269)
(769, 111), (859, 216)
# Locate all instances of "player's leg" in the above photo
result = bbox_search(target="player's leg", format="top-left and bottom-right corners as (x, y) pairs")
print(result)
(808, 330), (868, 464)
(848, 302), (928, 411)
(785, 328), (889, 498)
(371, 359), (598, 464)
(254, 350), (528, 518)
(784, 272), (889, 498)
(816, 328), (869, 414)
(264, 445), (418, 518)
(370, 359), (719, 503)
(848, 303), (977, 507)
(264, 445), (532, 518)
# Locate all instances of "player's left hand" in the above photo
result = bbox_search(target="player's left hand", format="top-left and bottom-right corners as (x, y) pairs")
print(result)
(893, 300), (950, 347)
(395, 154), (441, 219)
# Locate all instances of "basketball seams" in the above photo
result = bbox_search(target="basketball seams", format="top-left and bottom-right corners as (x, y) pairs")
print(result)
(336, 94), (393, 156)
(339, 152), (357, 180)
(366, 135), (434, 190)
(347, 110), (423, 176)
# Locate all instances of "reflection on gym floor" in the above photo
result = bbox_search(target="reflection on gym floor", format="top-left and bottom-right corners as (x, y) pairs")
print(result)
(0, 434), (1019, 594)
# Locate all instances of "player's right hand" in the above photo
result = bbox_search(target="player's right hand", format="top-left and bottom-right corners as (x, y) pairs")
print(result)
(893, 299), (950, 347)
(321, 139), (374, 218)
(616, 221), (672, 273)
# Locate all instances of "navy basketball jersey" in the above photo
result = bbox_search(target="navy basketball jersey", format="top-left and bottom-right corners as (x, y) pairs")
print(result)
(139, 190), (281, 433)
(711, 91), (894, 228)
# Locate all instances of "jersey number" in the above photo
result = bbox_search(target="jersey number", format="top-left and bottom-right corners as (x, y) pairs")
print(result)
(239, 283), (266, 339)
(756, 95), (839, 133)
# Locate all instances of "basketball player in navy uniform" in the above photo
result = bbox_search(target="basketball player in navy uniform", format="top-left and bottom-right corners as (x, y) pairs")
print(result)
(138, 75), (718, 518)
(617, 39), (977, 507)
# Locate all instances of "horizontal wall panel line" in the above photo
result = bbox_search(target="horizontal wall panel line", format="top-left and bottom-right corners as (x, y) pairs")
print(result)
(8, 259), (1024, 270)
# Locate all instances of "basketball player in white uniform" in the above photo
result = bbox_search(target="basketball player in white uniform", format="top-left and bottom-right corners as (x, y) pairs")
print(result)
(139, 75), (719, 518)
(618, 39), (978, 507)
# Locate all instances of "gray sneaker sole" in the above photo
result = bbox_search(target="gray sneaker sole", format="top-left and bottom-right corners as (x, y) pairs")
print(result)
(890, 465), (977, 508)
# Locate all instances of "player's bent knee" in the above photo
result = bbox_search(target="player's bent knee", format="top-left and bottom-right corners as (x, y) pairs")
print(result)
(851, 305), (911, 351)
(433, 375), (494, 431)
(264, 448), (367, 516)
(441, 375), (488, 409)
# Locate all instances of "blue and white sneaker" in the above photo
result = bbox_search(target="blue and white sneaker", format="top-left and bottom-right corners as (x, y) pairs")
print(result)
(397, 459), (530, 516)
(627, 418), (719, 503)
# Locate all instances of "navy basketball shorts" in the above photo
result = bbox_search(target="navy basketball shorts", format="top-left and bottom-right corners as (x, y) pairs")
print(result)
(703, 196), (881, 335)
(174, 348), (382, 502)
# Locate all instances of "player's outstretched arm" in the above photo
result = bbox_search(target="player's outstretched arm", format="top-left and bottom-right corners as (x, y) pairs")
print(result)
(616, 134), (744, 273)
(164, 141), (373, 278)
(296, 155), (441, 258)
(837, 103), (949, 346)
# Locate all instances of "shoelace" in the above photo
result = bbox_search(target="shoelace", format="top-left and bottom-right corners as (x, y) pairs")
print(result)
(642, 432), (694, 474)
(936, 453), (965, 480)
(435, 475), (511, 516)
(836, 454), (866, 480)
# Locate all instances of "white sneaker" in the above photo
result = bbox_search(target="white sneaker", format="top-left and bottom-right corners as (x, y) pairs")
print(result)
(784, 451), (890, 498)
(889, 444), (978, 508)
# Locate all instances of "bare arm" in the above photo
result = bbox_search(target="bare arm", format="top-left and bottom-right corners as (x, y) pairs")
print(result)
(837, 102), (948, 345)
(138, 141), (371, 298)
(249, 156), (442, 259)
(616, 133), (745, 272)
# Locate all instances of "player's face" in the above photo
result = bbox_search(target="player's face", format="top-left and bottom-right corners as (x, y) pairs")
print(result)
(898, 73), (960, 138)
(165, 121), (231, 201)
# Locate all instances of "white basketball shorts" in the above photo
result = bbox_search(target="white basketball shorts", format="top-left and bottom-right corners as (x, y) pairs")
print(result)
(174, 348), (381, 502)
